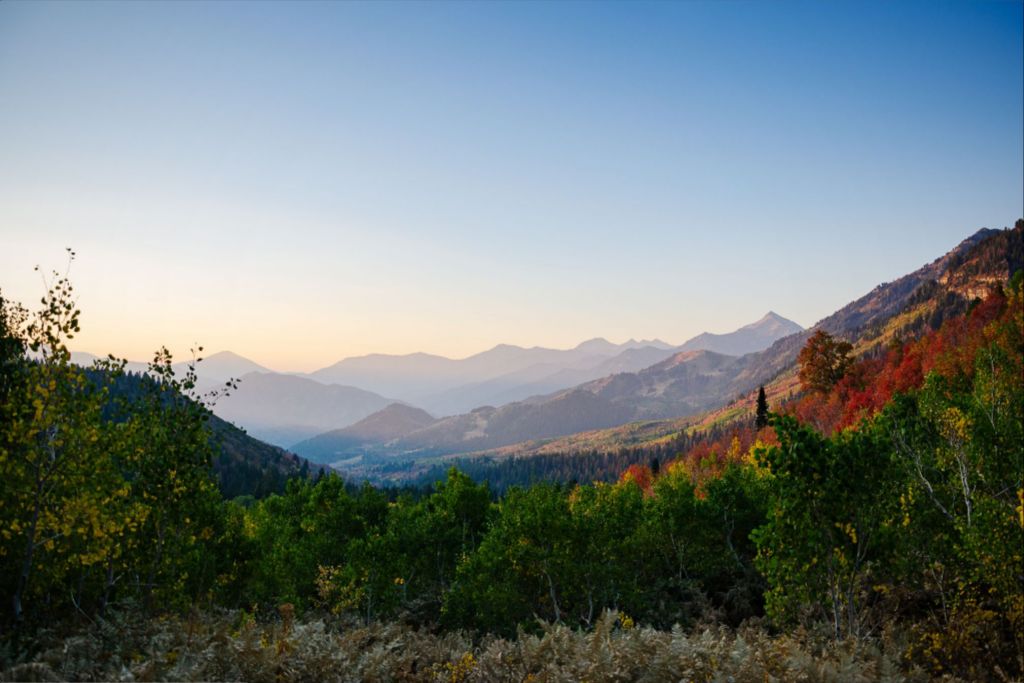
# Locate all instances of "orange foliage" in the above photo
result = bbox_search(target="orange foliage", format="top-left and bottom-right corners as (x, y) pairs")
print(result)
(630, 285), (1015, 492)
(785, 287), (1011, 435)
(618, 463), (654, 496)
(663, 425), (778, 493)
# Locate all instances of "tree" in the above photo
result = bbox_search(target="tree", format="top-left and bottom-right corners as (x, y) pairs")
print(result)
(0, 255), (136, 624)
(753, 415), (900, 639)
(798, 330), (853, 393)
(755, 386), (769, 430)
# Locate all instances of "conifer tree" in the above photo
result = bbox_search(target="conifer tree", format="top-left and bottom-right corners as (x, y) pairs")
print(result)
(755, 386), (769, 429)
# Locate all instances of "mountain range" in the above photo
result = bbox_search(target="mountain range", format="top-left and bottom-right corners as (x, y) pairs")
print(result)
(305, 337), (672, 414)
(290, 222), (1022, 467)
(73, 312), (802, 449)
(208, 373), (397, 447)
(288, 315), (801, 464)
(67, 221), (1022, 483)
(69, 350), (271, 387)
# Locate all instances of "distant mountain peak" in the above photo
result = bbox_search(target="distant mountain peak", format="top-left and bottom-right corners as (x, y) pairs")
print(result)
(574, 337), (617, 353)
(679, 312), (803, 356)
(204, 350), (252, 361)
(746, 311), (802, 330)
(191, 350), (272, 383)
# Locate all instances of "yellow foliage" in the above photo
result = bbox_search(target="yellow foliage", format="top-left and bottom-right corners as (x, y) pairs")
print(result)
(1016, 488), (1023, 529)
(437, 652), (476, 683)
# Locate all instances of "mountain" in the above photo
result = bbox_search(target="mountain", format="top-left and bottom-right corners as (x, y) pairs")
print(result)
(413, 344), (680, 416)
(389, 390), (637, 456)
(80, 367), (320, 499)
(394, 350), (744, 454)
(305, 341), (632, 408)
(726, 221), (1023, 396)
(678, 312), (803, 356)
(70, 352), (150, 375)
(70, 350), (271, 386)
(69, 351), (403, 450)
(211, 372), (397, 448)
(301, 349), (745, 462)
(292, 403), (438, 464)
(208, 413), (322, 499)
(188, 350), (272, 385)
(323, 221), (1022, 472)
(306, 323), (790, 417)
(293, 315), (803, 459)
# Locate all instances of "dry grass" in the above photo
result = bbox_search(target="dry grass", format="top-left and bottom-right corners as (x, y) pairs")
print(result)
(1, 609), (964, 682)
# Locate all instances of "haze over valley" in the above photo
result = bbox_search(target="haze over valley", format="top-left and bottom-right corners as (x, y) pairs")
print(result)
(72, 311), (804, 449)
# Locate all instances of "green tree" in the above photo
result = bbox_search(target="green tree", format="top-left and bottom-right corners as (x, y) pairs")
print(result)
(883, 285), (1023, 672)
(322, 469), (491, 624)
(247, 474), (377, 609)
(114, 349), (227, 610)
(753, 415), (900, 639)
(0, 257), (127, 624)
(443, 483), (573, 634)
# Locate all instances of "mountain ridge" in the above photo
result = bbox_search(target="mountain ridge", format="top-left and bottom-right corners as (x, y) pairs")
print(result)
(300, 221), (1022, 472)
(677, 311), (803, 356)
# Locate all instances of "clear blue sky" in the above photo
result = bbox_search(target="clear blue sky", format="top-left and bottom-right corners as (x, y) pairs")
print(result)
(1, 1), (1021, 370)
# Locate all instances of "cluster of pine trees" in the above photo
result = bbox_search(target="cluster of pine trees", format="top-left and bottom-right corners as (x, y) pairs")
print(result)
(1, 259), (1021, 680)
(391, 434), (707, 495)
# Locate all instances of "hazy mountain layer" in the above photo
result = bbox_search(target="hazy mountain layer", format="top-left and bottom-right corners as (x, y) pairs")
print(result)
(677, 312), (803, 356)
(211, 372), (396, 448)
(293, 404), (437, 464)
(305, 318), (798, 416)
(305, 338), (674, 409)
(69, 349), (271, 386)
(308, 222), (1021, 468)
(292, 349), (745, 462)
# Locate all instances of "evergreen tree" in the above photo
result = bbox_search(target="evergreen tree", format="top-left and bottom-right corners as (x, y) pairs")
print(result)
(755, 386), (769, 430)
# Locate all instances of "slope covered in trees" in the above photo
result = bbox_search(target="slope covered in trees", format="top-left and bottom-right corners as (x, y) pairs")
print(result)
(88, 368), (319, 499)
(1, 237), (1021, 681)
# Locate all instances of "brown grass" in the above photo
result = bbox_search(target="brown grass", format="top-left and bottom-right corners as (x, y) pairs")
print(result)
(0, 609), (965, 683)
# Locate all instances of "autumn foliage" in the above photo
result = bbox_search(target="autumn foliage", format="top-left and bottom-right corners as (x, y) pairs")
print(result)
(797, 330), (853, 393)
(788, 286), (1013, 435)
(1, 256), (1021, 681)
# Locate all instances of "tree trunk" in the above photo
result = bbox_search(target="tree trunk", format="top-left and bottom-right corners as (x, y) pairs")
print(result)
(12, 472), (43, 624)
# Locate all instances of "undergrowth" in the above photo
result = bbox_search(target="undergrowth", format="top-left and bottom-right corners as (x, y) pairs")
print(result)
(0, 608), (959, 682)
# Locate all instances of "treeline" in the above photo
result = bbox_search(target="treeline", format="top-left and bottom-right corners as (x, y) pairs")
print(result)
(1, 260), (1021, 680)
(386, 428), (717, 495)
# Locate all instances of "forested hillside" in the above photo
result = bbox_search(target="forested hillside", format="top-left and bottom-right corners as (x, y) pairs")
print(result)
(1, 233), (1021, 681)
(84, 368), (319, 499)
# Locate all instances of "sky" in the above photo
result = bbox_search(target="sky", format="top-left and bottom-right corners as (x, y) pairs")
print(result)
(1, 1), (1021, 372)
